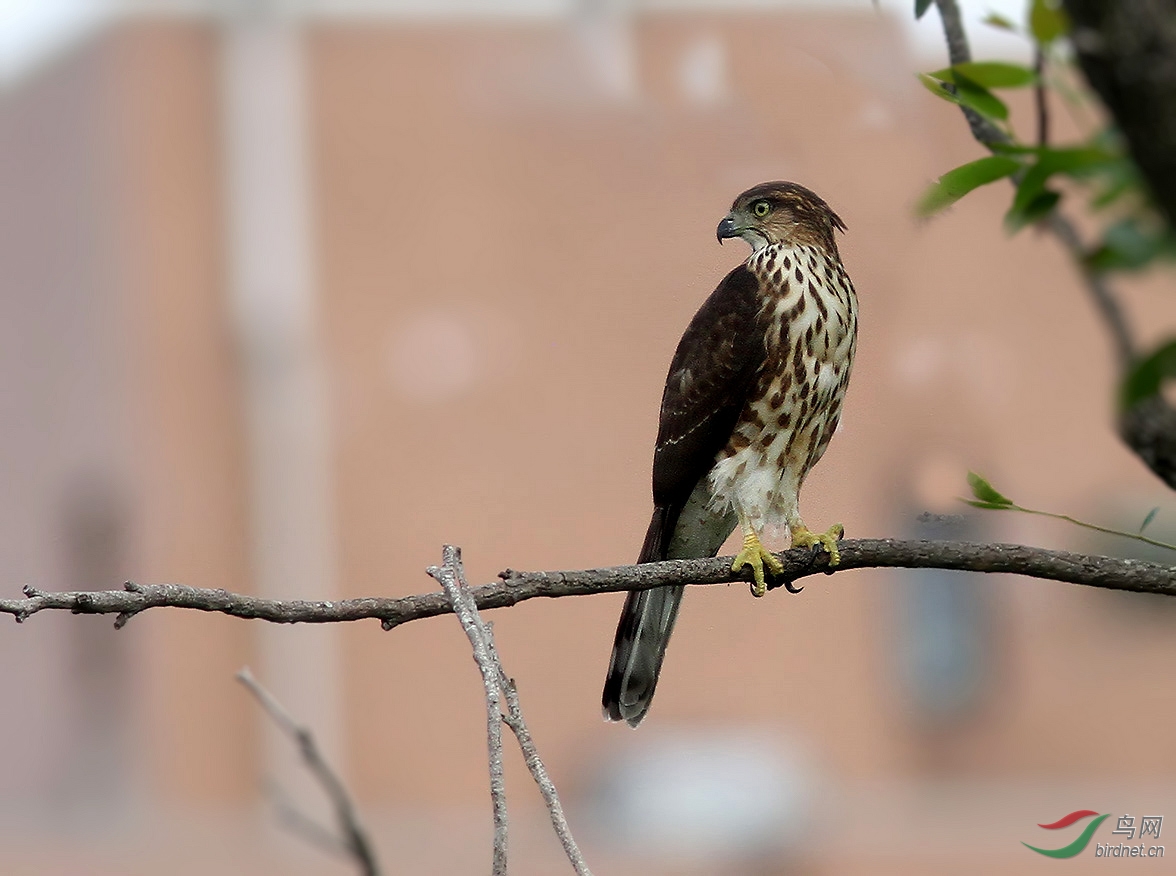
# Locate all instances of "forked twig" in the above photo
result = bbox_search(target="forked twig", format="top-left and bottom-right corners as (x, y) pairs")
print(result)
(485, 625), (591, 876)
(428, 549), (509, 875)
(430, 545), (593, 876)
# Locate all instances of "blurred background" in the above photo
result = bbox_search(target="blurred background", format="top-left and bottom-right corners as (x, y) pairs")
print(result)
(1, 0), (1175, 873)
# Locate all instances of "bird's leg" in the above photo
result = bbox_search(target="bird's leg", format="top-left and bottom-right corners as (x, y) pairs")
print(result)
(731, 514), (783, 598)
(790, 521), (845, 567)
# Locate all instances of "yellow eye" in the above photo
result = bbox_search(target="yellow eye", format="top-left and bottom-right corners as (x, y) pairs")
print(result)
(752, 200), (771, 218)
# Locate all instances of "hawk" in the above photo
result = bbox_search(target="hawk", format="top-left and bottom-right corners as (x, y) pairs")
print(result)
(602, 182), (858, 727)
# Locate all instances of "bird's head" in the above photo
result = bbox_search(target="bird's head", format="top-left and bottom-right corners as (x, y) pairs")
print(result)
(716, 181), (846, 255)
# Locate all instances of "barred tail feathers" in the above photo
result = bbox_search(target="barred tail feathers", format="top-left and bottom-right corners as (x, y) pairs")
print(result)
(602, 506), (682, 727)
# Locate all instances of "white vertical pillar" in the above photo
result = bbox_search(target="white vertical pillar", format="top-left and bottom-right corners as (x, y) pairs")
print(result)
(219, 10), (343, 817)
(576, 0), (637, 100)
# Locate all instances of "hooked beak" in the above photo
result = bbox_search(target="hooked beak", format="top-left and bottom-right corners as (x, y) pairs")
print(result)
(716, 213), (739, 243)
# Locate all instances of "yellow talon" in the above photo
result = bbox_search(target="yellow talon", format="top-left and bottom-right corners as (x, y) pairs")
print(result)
(790, 523), (844, 566)
(731, 529), (784, 598)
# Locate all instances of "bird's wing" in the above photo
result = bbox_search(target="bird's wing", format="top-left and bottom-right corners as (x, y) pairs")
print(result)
(643, 263), (766, 560)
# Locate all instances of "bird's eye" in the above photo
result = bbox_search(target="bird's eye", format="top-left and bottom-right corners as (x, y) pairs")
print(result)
(752, 200), (771, 218)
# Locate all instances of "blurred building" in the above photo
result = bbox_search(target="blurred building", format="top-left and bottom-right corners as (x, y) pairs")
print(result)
(1, 1), (1175, 874)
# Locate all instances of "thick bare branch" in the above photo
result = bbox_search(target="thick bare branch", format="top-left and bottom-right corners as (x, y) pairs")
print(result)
(3, 539), (1175, 630)
(237, 668), (381, 876)
(1120, 395), (1176, 491)
(1063, 0), (1176, 227)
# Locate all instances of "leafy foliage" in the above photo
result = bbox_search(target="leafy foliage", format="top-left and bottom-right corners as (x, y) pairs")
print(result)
(917, 2), (1176, 259)
(1005, 146), (1118, 231)
(915, 0), (1176, 407)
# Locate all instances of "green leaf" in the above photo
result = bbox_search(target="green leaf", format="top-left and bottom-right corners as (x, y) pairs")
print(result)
(989, 142), (1042, 156)
(967, 472), (1014, 508)
(1085, 219), (1166, 271)
(1041, 146), (1118, 176)
(915, 0), (934, 20)
(917, 73), (957, 103)
(917, 155), (1022, 216)
(930, 62), (1036, 89)
(1005, 189), (1060, 232)
(950, 74), (1010, 120)
(1122, 339), (1176, 408)
(1141, 507), (1160, 534)
(1030, 0), (1069, 44)
(1085, 143), (1144, 210)
(983, 12), (1018, 31)
(918, 71), (1009, 120)
(1089, 174), (1135, 210)
(1004, 146), (1117, 231)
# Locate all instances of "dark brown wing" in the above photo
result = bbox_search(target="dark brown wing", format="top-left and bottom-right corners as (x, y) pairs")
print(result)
(603, 264), (765, 725)
(643, 263), (765, 559)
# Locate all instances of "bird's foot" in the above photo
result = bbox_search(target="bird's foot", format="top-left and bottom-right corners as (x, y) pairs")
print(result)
(731, 530), (784, 598)
(790, 523), (844, 567)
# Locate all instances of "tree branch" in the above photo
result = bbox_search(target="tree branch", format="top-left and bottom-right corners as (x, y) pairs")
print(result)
(1119, 395), (1176, 491)
(3, 539), (1174, 631)
(237, 667), (380, 876)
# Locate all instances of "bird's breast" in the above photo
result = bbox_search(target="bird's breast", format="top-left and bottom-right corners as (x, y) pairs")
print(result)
(704, 243), (857, 524)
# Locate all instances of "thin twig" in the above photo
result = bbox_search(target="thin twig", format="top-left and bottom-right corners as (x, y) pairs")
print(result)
(1035, 44), (1049, 148)
(429, 547), (509, 876)
(237, 668), (381, 876)
(484, 625), (593, 876)
(3, 538), (1176, 630)
(266, 779), (354, 861)
(1045, 212), (1136, 367)
(1018, 506), (1176, 550)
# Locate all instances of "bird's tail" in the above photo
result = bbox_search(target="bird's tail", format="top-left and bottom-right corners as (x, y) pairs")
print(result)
(602, 506), (683, 727)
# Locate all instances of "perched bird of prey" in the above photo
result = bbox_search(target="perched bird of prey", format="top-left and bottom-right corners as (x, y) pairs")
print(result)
(602, 182), (858, 727)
